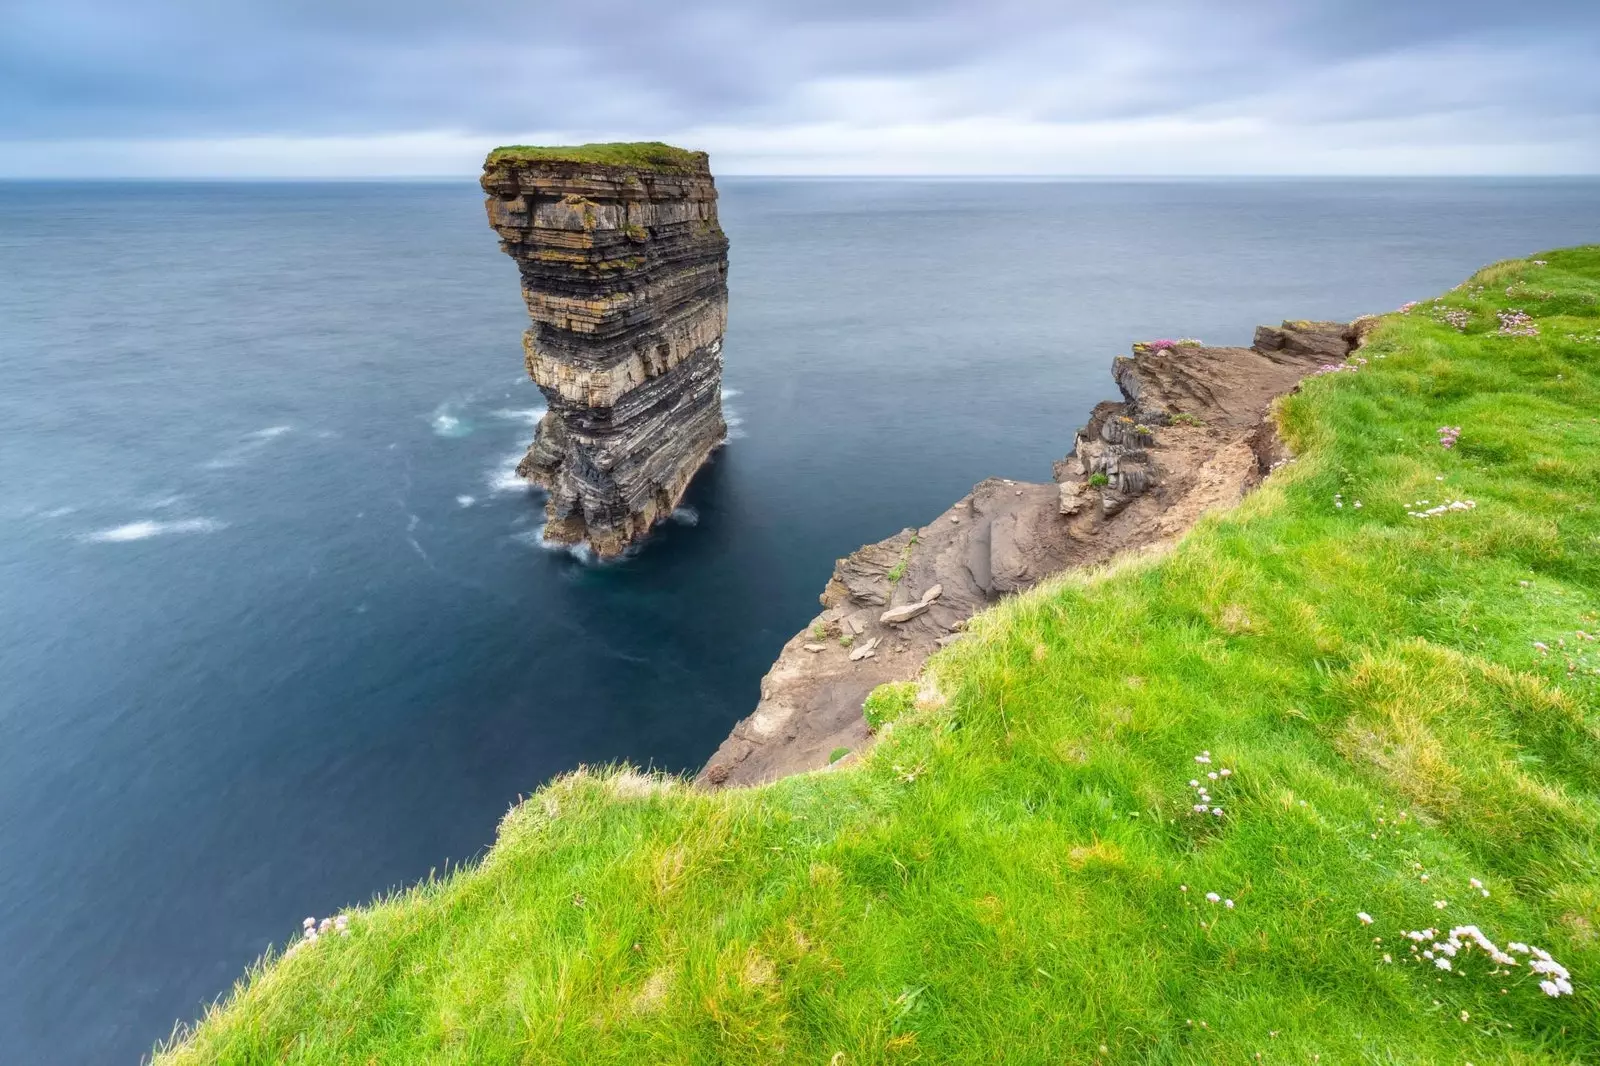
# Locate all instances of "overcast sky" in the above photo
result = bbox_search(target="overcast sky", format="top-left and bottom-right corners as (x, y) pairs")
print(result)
(3, 0), (1598, 176)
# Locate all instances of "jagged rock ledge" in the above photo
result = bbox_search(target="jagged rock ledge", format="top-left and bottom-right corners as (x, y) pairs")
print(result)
(482, 142), (730, 558)
(699, 319), (1374, 787)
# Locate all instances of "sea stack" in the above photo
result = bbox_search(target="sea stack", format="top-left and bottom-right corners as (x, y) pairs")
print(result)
(481, 142), (729, 557)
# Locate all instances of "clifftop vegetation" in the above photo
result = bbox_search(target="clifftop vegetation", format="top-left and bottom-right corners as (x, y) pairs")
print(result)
(160, 248), (1600, 1064)
(485, 141), (709, 173)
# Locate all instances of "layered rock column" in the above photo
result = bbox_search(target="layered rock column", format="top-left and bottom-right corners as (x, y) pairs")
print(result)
(481, 142), (729, 557)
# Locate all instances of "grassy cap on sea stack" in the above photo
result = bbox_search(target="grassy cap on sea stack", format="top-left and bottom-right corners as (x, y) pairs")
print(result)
(484, 141), (709, 173)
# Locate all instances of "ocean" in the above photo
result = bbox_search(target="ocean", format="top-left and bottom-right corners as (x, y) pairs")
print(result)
(2, 176), (1597, 1061)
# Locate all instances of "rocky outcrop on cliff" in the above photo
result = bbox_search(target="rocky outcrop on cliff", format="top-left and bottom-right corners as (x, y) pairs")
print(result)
(482, 143), (729, 557)
(700, 320), (1371, 787)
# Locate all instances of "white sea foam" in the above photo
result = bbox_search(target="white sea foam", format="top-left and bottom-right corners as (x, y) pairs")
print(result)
(38, 506), (77, 519)
(429, 401), (476, 438)
(511, 527), (597, 564)
(720, 388), (746, 439)
(77, 518), (227, 543)
(488, 450), (533, 494)
(204, 425), (293, 469)
(456, 495), (476, 508)
(670, 507), (699, 526)
(403, 512), (434, 566)
(490, 407), (546, 425)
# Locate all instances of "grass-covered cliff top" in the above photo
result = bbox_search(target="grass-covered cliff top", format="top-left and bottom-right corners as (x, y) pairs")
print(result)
(160, 248), (1600, 1064)
(484, 141), (708, 173)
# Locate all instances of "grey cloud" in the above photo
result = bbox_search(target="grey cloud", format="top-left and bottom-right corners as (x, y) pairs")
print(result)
(1, 0), (1595, 144)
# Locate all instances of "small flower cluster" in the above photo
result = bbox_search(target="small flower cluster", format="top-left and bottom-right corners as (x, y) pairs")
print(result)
(1313, 356), (1369, 377)
(1532, 259), (1548, 266)
(1433, 307), (1472, 331)
(1187, 752), (1232, 818)
(1406, 499), (1476, 519)
(1506, 284), (1555, 302)
(1532, 631), (1600, 676)
(1399, 301), (1420, 314)
(1366, 808), (1410, 840)
(1178, 883), (1236, 923)
(285, 914), (351, 957)
(1332, 492), (1362, 510)
(1176, 337), (1203, 346)
(1148, 339), (1178, 350)
(1497, 309), (1539, 337)
(1374, 907), (1576, 997)
(1437, 426), (1461, 449)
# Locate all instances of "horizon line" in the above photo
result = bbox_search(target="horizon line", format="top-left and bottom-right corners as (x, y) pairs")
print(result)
(4, 172), (1599, 183)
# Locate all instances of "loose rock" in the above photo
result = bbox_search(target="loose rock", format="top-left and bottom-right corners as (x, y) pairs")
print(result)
(848, 637), (880, 662)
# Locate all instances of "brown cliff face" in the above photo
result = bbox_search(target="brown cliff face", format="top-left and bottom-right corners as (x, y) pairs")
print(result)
(481, 143), (729, 558)
(699, 320), (1374, 788)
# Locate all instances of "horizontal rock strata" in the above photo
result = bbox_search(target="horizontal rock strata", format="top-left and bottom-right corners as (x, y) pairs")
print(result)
(699, 319), (1372, 787)
(482, 143), (729, 557)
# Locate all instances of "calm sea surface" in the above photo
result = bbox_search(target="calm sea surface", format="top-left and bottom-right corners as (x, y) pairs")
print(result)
(2, 177), (1598, 1061)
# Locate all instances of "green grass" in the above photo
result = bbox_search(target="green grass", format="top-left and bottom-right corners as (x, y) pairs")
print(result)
(159, 248), (1600, 1064)
(888, 536), (918, 585)
(485, 141), (708, 172)
(864, 682), (918, 731)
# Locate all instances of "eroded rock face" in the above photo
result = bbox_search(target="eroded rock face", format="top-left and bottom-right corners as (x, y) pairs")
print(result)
(482, 145), (729, 557)
(699, 320), (1373, 787)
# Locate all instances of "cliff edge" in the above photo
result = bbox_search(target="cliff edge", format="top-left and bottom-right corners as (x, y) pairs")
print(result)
(701, 319), (1374, 786)
(482, 142), (730, 558)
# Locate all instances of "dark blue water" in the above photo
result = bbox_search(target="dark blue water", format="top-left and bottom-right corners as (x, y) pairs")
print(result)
(3, 177), (1597, 1062)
